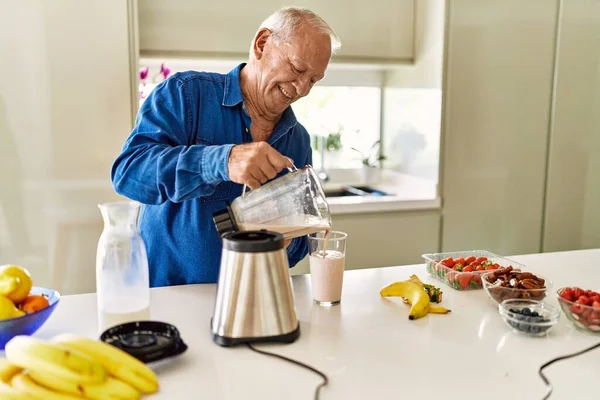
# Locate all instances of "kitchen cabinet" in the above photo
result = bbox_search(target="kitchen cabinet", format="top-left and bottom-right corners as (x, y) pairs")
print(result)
(290, 210), (441, 275)
(440, 0), (558, 256)
(542, 0), (600, 251)
(138, 0), (415, 63)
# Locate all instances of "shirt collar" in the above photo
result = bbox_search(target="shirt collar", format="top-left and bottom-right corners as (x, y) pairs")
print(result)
(222, 63), (245, 107)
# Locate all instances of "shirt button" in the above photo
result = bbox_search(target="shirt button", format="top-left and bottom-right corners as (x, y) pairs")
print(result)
(245, 128), (248, 133)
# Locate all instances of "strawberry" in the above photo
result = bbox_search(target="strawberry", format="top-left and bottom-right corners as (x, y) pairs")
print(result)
(457, 274), (471, 289)
(592, 301), (600, 309)
(573, 287), (585, 299)
(577, 296), (591, 306)
(441, 258), (454, 268)
(454, 257), (466, 266)
(571, 304), (584, 315)
(560, 289), (573, 302)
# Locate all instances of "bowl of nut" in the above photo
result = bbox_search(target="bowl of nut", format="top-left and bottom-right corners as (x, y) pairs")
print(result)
(498, 299), (560, 337)
(482, 266), (552, 305)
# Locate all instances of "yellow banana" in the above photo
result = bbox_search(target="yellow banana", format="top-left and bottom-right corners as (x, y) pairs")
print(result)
(429, 305), (452, 314)
(10, 372), (82, 400)
(29, 370), (140, 400)
(5, 336), (107, 385)
(0, 381), (34, 400)
(0, 358), (23, 383)
(380, 281), (431, 320)
(52, 334), (158, 394)
(0, 359), (32, 400)
(408, 274), (424, 286)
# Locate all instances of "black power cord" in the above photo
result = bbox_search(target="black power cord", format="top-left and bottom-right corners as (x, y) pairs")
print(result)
(539, 340), (600, 399)
(247, 342), (328, 400)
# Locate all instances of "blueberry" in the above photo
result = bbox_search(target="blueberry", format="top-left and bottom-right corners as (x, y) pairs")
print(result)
(531, 311), (539, 317)
(520, 323), (531, 333)
(521, 308), (532, 316)
(509, 308), (519, 314)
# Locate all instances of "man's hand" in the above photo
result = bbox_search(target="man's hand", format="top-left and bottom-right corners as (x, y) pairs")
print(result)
(228, 142), (293, 189)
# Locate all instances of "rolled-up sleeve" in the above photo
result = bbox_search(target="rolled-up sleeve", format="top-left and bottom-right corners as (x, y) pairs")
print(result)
(111, 75), (233, 205)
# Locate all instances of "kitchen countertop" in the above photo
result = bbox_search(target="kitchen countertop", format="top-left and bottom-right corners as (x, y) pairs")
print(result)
(20, 249), (600, 399)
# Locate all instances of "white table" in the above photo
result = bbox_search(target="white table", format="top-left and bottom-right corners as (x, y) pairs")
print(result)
(28, 249), (600, 399)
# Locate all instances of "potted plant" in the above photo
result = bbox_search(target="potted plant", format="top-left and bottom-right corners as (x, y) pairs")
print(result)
(351, 140), (386, 183)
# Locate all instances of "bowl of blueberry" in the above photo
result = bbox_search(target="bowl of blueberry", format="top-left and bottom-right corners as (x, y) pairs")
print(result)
(498, 299), (560, 337)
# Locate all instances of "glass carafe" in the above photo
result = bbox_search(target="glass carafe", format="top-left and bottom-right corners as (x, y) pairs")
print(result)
(213, 165), (332, 239)
(96, 200), (150, 333)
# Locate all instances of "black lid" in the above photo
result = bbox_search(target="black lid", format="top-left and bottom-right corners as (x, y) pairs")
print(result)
(213, 204), (238, 237)
(99, 321), (187, 364)
(222, 230), (284, 253)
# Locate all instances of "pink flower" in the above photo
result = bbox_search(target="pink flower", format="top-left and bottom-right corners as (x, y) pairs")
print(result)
(139, 66), (149, 81)
(160, 63), (171, 80)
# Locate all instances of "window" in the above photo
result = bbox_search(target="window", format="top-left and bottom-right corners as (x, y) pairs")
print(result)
(382, 88), (443, 182)
(292, 86), (381, 170)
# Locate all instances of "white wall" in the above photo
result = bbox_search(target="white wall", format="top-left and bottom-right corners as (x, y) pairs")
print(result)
(0, 0), (136, 294)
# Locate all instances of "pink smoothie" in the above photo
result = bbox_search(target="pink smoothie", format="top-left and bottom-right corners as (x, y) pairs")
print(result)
(309, 250), (345, 304)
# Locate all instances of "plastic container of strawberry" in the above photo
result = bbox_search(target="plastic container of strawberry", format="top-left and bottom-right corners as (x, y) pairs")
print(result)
(421, 250), (525, 291)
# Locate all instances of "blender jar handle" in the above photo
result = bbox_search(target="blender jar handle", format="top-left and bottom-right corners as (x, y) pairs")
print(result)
(242, 161), (298, 198)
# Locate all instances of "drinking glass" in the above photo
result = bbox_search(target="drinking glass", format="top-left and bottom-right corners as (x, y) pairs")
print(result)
(308, 231), (347, 306)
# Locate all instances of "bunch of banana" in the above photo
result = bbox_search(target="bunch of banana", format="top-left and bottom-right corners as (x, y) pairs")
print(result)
(0, 334), (159, 399)
(380, 277), (451, 320)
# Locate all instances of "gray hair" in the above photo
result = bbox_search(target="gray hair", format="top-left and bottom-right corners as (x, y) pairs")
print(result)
(255, 7), (341, 55)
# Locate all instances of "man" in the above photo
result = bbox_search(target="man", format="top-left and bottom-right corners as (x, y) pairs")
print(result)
(111, 7), (341, 287)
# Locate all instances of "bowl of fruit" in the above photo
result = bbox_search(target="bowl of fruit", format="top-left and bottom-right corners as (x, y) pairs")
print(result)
(0, 264), (60, 349)
(422, 250), (525, 291)
(557, 286), (600, 334)
(482, 266), (551, 305)
(498, 299), (560, 337)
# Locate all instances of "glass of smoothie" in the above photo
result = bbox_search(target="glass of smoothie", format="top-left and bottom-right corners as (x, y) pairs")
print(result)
(308, 231), (347, 306)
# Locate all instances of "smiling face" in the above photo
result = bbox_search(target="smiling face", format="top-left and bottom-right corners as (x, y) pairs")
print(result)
(250, 25), (332, 117)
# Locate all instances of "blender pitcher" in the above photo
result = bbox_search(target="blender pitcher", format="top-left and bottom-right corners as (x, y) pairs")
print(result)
(213, 165), (332, 239)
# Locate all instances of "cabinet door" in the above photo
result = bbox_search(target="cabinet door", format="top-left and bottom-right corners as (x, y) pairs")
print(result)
(542, 0), (600, 251)
(441, 0), (558, 255)
(139, 0), (415, 62)
(291, 211), (440, 275)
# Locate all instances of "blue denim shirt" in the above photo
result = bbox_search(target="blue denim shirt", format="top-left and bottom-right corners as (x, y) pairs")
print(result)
(111, 63), (312, 287)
